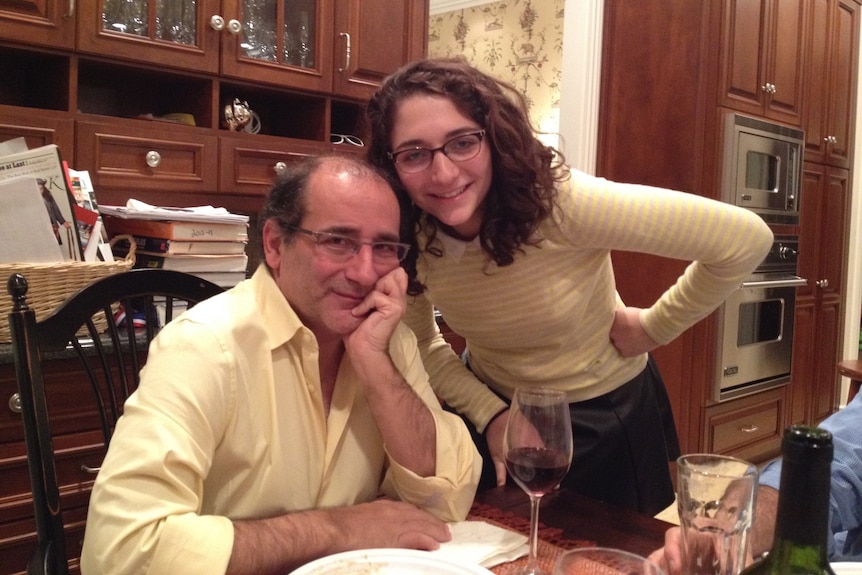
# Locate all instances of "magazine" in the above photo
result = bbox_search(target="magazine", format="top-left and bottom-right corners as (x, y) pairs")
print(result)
(0, 143), (83, 261)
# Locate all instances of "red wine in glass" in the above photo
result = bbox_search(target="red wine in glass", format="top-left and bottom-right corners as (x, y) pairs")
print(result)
(506, 446), (570, 495)
(504, 387), (573, 575)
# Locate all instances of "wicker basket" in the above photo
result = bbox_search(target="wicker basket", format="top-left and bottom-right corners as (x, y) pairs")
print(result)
(0, 235), (136, 343)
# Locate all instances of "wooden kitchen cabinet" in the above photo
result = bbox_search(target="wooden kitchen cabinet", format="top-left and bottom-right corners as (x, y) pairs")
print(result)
(803, 0), (860, 169)
(332, 0), (428, 101)
(0, 355), (109, 575)
(0, 107), (74, 163)
(790, 163), (850, 425)
(0, 0), (75, 50)
(702, 386), (787, 462)
(599, 0), (857, 461)
(719, 0), (807, 126)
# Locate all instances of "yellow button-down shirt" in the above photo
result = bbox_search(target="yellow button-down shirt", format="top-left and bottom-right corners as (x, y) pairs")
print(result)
(81, 266), (480, 575)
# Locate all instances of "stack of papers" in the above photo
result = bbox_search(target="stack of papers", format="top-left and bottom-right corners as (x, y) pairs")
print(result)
(431, 521), (529, 569)
(99, 199), (249, 225)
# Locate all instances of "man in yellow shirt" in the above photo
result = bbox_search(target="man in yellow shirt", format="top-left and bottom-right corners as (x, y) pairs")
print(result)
(80, 155), (481, 575)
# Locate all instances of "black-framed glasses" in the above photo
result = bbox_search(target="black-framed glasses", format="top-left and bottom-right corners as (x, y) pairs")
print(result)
(289, 225), (410, 263)
(388, 129), (485, 173)
(330, 133), (365, 146)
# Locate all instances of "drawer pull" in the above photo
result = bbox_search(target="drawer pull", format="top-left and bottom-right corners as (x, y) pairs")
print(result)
(739, 424), (759, 433)
(8, 392), (22, 414)
(145, 150), (161, 168)
(81, 465), (100, 474)
(274, 161), (287, 175)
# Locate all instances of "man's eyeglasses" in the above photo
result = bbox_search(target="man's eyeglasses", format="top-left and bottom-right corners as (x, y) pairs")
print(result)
(289, 225), (410, 263)
(388, 129), (485, 174)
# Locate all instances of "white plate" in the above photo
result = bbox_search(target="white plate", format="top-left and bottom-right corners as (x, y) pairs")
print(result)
(289, 548), (496, 575)
(832, 562), (862, 575)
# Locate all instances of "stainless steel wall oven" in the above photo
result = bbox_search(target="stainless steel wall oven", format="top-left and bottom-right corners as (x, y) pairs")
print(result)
(713, 235), (807, 401)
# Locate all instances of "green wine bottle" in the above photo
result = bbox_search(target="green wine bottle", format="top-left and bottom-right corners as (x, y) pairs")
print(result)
(740, 424), (835, 575)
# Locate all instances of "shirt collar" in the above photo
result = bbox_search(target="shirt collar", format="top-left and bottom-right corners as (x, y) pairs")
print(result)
(248, 264), (306, 350)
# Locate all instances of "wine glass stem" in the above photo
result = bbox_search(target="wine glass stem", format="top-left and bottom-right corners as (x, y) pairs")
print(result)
(528, 494), (542, 569)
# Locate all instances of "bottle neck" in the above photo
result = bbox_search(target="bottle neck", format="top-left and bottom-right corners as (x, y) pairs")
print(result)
(774, 456), (831, 546)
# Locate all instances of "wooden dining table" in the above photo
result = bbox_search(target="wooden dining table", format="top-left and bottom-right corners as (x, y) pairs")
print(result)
(469, 485), (674, 574)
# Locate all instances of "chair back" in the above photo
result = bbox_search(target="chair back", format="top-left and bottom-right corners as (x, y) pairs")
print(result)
(7, 269), (225, 575)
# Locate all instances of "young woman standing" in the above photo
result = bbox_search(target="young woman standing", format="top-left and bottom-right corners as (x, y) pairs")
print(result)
(366, 57), (773, 514)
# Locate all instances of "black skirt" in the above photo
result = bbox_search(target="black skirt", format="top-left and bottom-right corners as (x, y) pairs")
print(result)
(456, 355), (680, 516)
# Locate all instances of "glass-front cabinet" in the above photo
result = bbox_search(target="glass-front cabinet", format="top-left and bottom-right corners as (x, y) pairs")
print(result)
(77, 0), (334, 91)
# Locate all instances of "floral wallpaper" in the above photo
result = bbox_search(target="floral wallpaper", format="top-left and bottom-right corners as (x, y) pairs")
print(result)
(428, 0), (564, 145)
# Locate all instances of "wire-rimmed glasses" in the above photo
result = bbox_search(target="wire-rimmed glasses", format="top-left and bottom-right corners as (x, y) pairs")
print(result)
(288, 225), (410, 263)
(388, 129), (486, 173)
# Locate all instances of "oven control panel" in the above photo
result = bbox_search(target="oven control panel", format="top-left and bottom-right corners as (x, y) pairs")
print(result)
(757, 235), (799, 275)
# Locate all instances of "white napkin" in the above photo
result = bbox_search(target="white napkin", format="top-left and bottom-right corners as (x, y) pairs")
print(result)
(430, 520), (529, 568)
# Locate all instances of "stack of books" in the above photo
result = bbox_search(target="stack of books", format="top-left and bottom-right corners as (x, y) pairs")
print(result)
(100, 202), (250, 288)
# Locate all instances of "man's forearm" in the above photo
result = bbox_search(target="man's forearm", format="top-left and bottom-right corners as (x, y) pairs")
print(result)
(355, 352), (437, 476)
(228, 509), (338, 575)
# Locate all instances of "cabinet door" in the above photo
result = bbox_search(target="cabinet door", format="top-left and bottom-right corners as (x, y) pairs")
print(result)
(219, 0), (335, 93)
(77, 0), (221, 74)
(720, 0), (806, 124)
(804, 0), (860, 168)
(332, 0), (428, 100)
(825, 0), (859, 167)
(793, 163), (848, 423)
(0, 0), (75, 50)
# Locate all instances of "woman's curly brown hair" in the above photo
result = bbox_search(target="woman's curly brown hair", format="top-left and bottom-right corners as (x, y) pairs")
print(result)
(366, 57), (569, 295)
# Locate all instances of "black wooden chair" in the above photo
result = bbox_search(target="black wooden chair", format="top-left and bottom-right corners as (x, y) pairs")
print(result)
(6, 269), (224, 575)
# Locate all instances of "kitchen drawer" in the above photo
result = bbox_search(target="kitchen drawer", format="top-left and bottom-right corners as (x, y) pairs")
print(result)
(76, 120), (218, 195)
(703, 387), (786, 463)
(219, 135), (326, 196)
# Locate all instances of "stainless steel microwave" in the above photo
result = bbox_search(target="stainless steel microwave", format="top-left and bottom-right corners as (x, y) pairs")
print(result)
(721, 112), (804, 225)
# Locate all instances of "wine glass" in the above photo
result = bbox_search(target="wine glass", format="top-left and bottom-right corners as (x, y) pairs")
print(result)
(504, 387), (573, 575)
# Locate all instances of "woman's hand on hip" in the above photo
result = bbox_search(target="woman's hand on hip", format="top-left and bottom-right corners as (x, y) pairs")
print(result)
(609, 307), (659, 357)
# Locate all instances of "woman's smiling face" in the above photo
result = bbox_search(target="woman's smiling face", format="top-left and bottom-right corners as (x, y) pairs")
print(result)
(389, 94), (493, 240)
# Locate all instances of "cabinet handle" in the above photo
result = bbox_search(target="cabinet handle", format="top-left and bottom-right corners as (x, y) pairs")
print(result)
(761, 82), (776, 94)
(816, 278), (829, 288)
(274, 161), (287, 175)
(824, 135), (838, 144)
(145, 150), (162, 168)
(64, 0), (75, 20)
(210, 15), (225, 31)
(227, 19), (243, 35)
(8, 392), (21, 414)
(81, 465), (100, 474)
(739, 423), (759, 433)
(338, 32), (351, 73)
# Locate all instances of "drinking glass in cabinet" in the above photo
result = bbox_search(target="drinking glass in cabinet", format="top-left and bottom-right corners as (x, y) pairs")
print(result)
(240, 0), (317, 68)
(101, 0), (197, 46)
(103, 0), (149, 36)
(156, 0), (197, 45)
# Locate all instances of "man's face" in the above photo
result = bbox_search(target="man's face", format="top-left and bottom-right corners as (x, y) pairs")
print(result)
(263, 166), (403, 343)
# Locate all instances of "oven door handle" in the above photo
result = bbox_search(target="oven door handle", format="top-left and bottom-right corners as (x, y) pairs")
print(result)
(740, 276), (808, 289)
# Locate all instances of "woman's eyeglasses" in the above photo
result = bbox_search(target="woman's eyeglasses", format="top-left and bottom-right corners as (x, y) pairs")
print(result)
(330, 133), (365, 147)
(289, 225), (410, 263)
(388, 130), (485, 174)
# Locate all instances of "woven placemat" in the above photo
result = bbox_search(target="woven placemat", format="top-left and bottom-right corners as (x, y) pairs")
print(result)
(468, 502), (595, 574)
